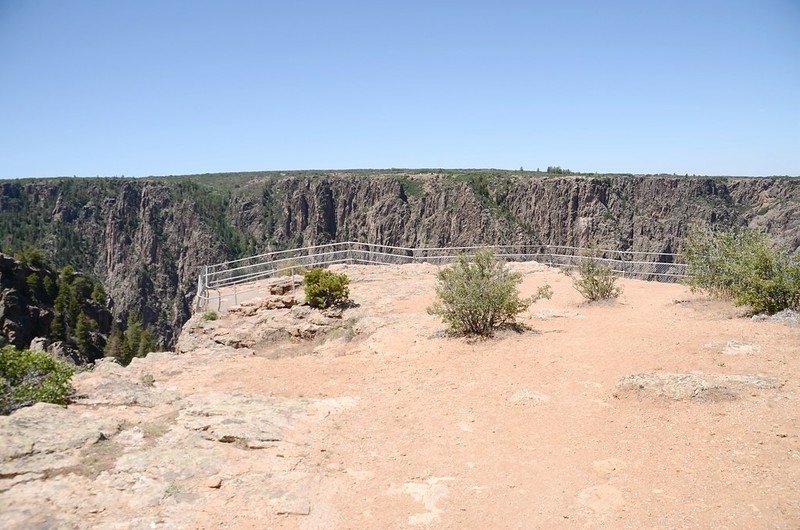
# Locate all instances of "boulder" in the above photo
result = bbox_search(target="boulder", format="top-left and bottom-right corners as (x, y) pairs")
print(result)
(28, 337), (48, 352)
(47, 340), (84, 364)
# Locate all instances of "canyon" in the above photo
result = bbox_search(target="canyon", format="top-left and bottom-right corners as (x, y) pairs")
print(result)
(1, 171), (798, 347)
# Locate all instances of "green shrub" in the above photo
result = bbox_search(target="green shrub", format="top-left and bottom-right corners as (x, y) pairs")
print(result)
(683, 225), (800, 314)
(0, 346), (75, 415)
(303, 268), (350, 309)
(203, 310), (218, 321)
(427, 250), (552, 336)
(571, 255), (622, 301)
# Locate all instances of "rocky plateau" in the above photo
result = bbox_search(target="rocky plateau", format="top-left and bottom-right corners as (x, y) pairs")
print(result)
(1, 263), (798, 528)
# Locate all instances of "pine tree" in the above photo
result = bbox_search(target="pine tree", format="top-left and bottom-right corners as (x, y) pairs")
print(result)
(50, 290), (68, 341)
(74, 312), (96, 361)
(91, 284), (106, 305)
(25, 273), (40, 303)
(137, 327), (156, 357)
(122, 314), (143, 365)
(104, 326), (126, 360)
(43, 276), (56, 301)
(54, 266), (77, 333)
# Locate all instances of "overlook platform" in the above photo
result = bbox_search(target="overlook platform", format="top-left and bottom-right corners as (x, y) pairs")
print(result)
(196, 242), (686, 313)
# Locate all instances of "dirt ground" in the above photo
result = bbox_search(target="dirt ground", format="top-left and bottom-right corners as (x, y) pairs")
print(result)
(180, 263), (800, 528)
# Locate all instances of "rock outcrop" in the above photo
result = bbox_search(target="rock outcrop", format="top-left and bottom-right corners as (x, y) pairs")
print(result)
(615, 372), (783, 402)
(0, 299), (358, 529)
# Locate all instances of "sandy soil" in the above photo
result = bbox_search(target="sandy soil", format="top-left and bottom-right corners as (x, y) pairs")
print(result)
(180, 263), (800, 529)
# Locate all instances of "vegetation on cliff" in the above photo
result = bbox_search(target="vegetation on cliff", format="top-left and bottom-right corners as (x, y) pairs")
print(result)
(103, 313), (157, 366)
(0, 250), (156, 365)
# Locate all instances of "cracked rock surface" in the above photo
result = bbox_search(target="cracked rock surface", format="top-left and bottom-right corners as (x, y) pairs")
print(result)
(0, 288), (358, 529)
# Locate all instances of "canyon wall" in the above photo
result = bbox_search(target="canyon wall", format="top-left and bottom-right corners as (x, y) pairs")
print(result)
(1, 171), (797, 346)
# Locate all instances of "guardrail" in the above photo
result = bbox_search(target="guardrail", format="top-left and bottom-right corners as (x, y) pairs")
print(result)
(195, 242), (686, 312)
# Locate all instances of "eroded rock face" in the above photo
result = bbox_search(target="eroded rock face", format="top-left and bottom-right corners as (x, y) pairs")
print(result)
(615, 372), (783, 402)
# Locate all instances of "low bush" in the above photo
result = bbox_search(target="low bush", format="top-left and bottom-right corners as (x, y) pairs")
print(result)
(203, 310), (218, 321)
(571, 255), (622, 301)
(683, 225), (800, 314)
(303, 268), (350, 309)
(428, 250), (552, 336)
(0, 346), (75, 415)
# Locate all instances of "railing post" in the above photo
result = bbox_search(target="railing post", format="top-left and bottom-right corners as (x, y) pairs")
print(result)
(196, 265), (208, 312)
(196, 274), (202, 312)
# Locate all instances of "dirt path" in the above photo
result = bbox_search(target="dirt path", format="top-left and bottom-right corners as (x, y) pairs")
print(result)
(185, 263), (800, 528)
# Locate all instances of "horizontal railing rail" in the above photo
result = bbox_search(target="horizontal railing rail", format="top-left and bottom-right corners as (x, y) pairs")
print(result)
(195, 242), (687, 312)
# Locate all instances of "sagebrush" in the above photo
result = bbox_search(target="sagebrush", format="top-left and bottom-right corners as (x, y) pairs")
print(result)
(303, 268), (350, 309)
(0, 346), (75, 415)
(427, 250), (552, 336)
(571, 255), (622, 301)
(683, 225), (800, 314)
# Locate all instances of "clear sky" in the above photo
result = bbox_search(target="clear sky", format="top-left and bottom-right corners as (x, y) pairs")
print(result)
(1, 0), (798, 178)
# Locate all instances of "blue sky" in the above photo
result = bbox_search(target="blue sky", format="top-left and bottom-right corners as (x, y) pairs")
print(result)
(1, 0), (798, 178)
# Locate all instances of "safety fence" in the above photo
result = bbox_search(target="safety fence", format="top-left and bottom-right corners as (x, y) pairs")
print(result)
(195, 242), (686, 312)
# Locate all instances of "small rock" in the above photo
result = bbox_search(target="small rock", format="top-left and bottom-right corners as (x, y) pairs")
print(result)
(205, 477), (222, 489)
(46, 340), (84, 364)
(289, 306), (313, 320)
(91, 357), (125, 375)
(270, 278), (301, 296)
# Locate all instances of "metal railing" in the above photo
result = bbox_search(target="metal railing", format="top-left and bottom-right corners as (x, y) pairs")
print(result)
(195, 241), (686, 312)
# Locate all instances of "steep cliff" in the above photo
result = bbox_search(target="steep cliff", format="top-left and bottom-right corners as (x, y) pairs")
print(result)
(0, 179), (240, 347)
(1, 171), (798, 348)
